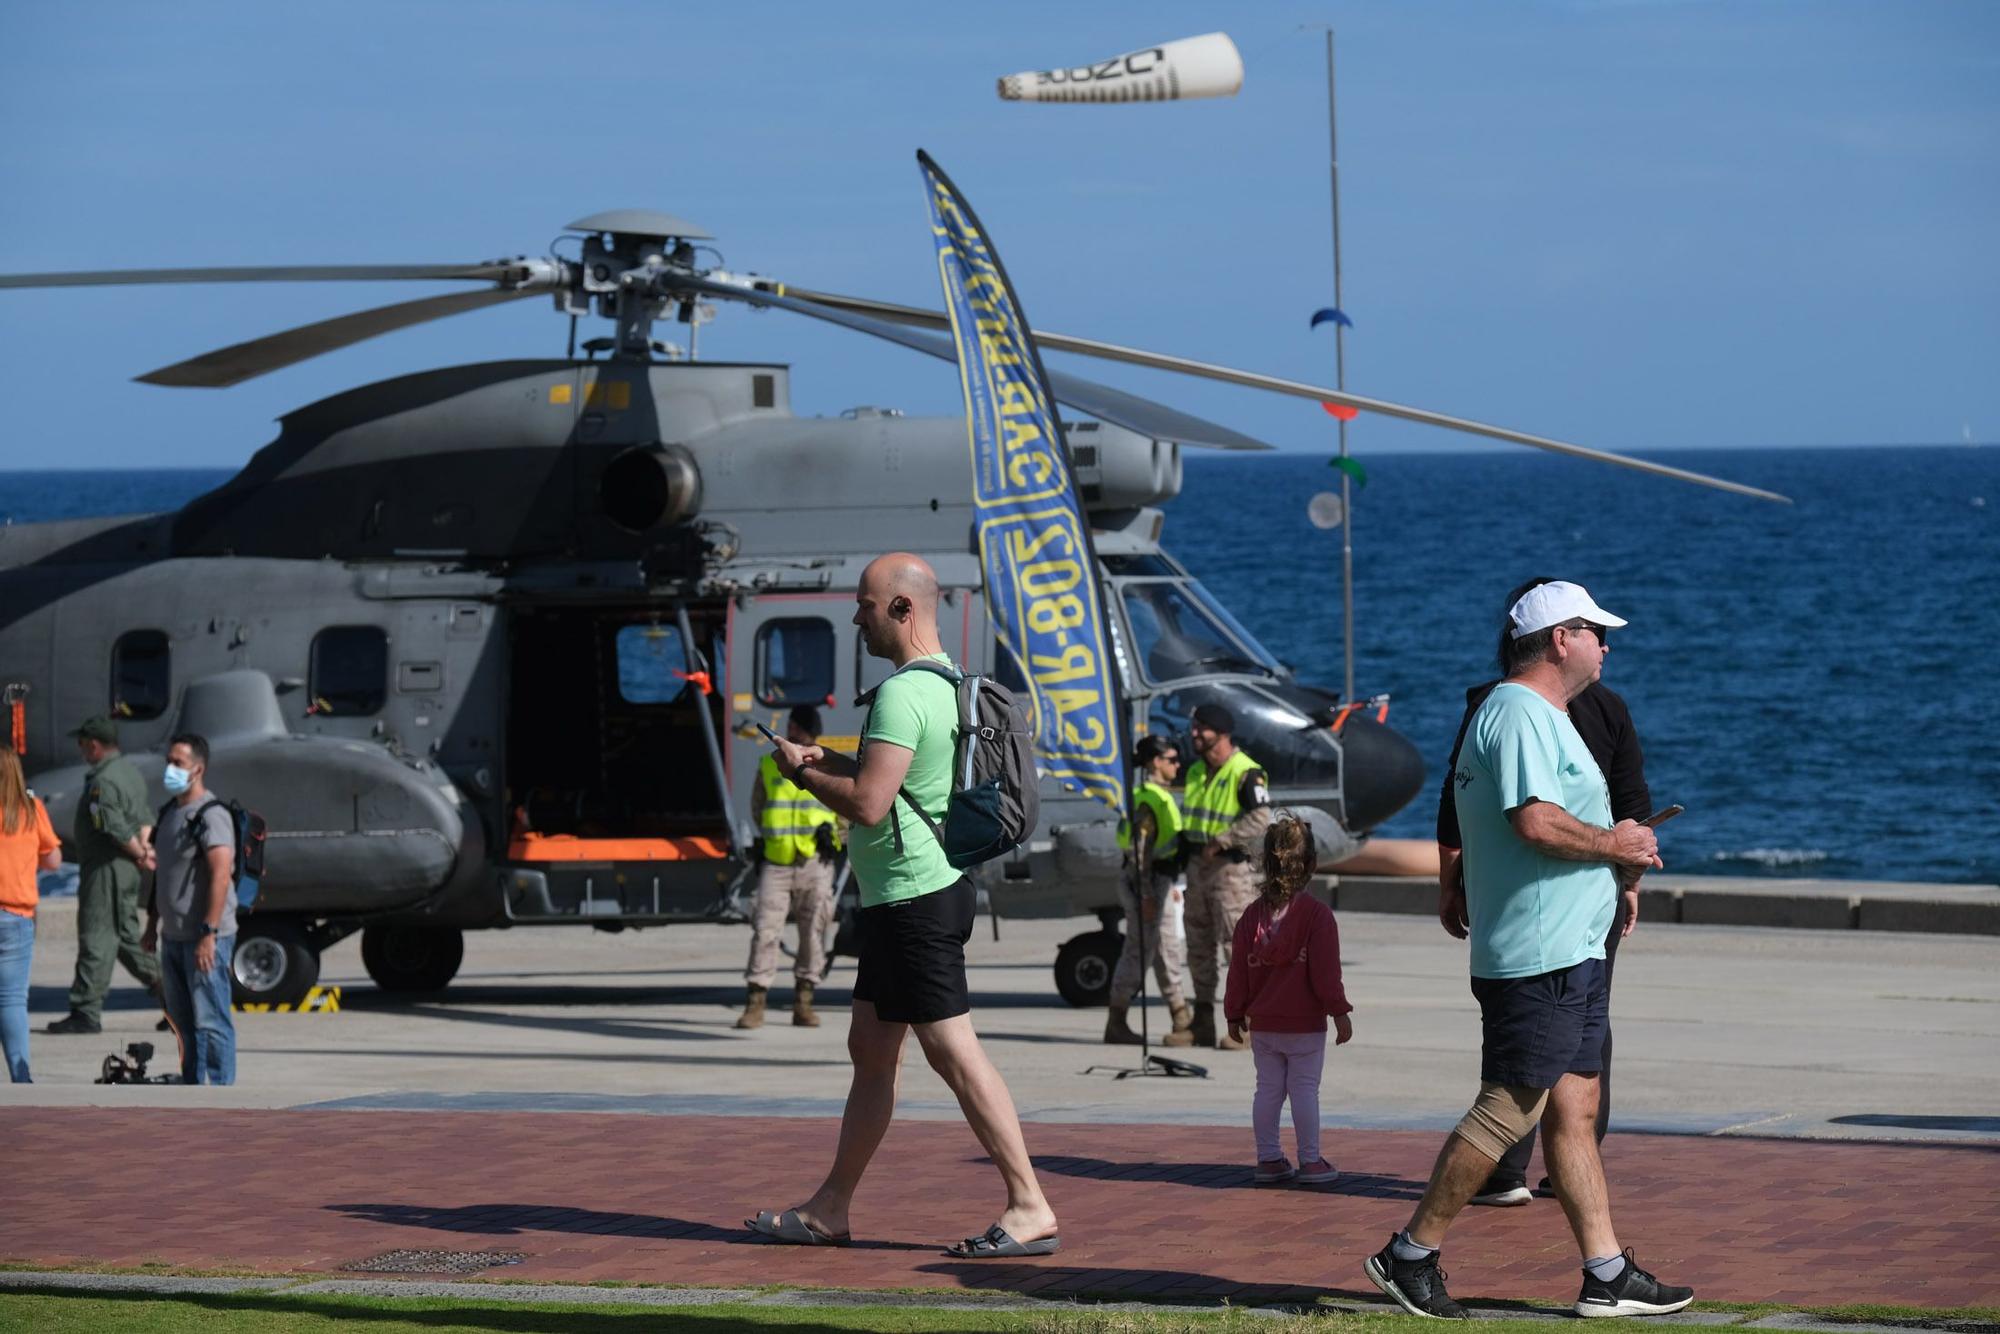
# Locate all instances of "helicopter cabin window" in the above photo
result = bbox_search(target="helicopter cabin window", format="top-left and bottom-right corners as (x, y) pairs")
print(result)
(310, 626), (389, 715)
(614, 623), (689, 704)
(756, 618), (834, 707)
(110, 630), (171, 721)
(1120, 581), (1281, 685)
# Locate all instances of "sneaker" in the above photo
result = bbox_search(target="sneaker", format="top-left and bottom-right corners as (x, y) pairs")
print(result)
(1254, 1157), (1297, 1185)
(1574, 1249), (1695, 1317)
(44, 1012), (101, 1035)
(1535, 1175), (1556, 1197)
(1469, 1183), (1533, 1207)
(1365, 1235), (1469, 1320)
(1296, 1157), (1339, 1185)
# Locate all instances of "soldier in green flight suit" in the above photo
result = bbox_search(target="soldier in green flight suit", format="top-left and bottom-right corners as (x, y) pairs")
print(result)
(737, 705), (842, 1030)
(1178, 703), (1272, 1050)
(47, 716), (163, 1035)
(1106, 735), (1195, 1046)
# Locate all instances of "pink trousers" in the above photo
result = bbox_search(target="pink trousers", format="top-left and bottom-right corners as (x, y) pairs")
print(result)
(1251, 1028), (1327, 1164)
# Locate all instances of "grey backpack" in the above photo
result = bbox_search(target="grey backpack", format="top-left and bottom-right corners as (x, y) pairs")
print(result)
(873, 659), (1040, 869)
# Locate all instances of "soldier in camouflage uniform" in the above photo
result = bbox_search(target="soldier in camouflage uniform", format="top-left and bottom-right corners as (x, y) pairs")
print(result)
(47, 716), (162, 1035)
(1178, 703), (1270, 1050)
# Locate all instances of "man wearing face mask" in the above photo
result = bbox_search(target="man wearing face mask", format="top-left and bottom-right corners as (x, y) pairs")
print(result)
(47, 716), (162, 1036)
(141, 733), (238, 1085)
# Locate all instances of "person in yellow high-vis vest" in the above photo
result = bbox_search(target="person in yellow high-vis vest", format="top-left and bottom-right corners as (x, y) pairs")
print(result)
(1107, 735), (1194, 1046)
(1180, 702), (1272, 1050)
(738, 705), (842, 1030)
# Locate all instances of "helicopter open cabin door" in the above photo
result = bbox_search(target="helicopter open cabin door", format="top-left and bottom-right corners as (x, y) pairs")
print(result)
(500, 601), (738, 923)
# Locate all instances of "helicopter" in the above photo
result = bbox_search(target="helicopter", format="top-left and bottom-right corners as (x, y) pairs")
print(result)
(0, 208), (1785, 1007)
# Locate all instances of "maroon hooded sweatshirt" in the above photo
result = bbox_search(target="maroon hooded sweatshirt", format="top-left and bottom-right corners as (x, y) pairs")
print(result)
(1223, 892), (1351, 1033)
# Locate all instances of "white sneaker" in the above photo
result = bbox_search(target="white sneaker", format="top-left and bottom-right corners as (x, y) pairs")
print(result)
(1469, 1184), (1533, 1206)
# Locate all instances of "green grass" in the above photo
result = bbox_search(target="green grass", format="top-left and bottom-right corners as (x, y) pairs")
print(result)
(3, 1288), (1998, 1334)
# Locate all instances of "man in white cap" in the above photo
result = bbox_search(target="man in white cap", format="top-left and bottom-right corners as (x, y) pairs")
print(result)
(1364, 581), (1692, 1320)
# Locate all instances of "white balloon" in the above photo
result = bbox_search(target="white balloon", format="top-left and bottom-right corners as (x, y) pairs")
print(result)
(998, 33), (1243, 104)
(1307, 492), (1346, 530)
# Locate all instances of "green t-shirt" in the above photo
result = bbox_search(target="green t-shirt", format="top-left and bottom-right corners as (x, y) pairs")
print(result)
(849, 653), (961, 908)
(1457, 682), (1616, 980)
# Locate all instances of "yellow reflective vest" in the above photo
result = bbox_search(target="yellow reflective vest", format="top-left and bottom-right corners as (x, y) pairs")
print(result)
(1117, 780), (1183, 865)
(757, 754), (839, 865)
(1182, 748), (1262, 843)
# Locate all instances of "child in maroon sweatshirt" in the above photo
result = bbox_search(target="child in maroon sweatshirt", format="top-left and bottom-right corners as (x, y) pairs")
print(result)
(1224, 815), (1354, 1185)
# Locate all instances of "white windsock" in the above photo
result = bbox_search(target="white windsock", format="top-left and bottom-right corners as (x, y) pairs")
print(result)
(998, 32), (1243, 104)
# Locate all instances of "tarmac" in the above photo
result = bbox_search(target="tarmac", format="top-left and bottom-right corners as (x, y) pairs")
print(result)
(3, 881), (1998, 1313)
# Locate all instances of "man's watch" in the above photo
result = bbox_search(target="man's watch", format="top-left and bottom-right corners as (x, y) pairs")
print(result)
(197, 922), (218, 937)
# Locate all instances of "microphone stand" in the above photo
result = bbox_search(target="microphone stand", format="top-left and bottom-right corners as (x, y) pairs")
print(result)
(1084, 808), (1206, 1080)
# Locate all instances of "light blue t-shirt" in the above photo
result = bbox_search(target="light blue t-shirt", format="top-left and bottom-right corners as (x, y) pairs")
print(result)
(1455, 682), (1616, 979)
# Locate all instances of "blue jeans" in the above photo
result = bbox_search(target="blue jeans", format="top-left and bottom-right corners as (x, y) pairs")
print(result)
(0, 912), (32, 1083)
(160, 935), (236, 1085)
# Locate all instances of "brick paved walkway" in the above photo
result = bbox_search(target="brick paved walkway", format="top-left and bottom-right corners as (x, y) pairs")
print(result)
(2, 1109), (1995, 1309)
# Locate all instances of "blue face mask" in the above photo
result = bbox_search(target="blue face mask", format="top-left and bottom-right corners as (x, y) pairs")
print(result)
(163, 764), (192, 795)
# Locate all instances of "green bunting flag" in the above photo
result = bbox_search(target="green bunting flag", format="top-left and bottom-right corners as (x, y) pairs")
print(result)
(1329, 455), (1368, 488)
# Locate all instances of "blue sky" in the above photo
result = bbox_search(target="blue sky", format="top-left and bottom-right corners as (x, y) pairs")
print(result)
(1, 1), (1994, 468)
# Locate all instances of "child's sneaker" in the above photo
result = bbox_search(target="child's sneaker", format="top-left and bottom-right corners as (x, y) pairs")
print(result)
(1254, 1157), (1297, 1185)
(1296, 1157), (1339, 1184)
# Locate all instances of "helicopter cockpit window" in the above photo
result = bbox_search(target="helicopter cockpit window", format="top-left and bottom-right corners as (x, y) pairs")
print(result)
(614, 624), (689, 704)
(309, 626), (388, 716)
(1120, 580), (1281, 685)
(756, 618), (834, 707)
(110, 630), (170, 721)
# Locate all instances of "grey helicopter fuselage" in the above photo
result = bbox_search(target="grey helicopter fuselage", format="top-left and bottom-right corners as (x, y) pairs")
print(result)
(0, 356), (1423, 1000)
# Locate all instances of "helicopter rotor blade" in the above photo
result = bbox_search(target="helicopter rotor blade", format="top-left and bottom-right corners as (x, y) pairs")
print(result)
(0, 263), (527, 289)
(136, 288), (541, 388)
(688, 277), (1272, 452)
(762, 284), (1793, 504)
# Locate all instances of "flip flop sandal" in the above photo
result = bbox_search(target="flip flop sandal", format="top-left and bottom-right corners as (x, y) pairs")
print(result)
(945, 1223), (1061, 1258)
(744, 1207), (851, 1247)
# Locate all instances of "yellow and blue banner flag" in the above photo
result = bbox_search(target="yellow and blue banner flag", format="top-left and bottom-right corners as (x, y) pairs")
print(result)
(918, 150), (1127, 817)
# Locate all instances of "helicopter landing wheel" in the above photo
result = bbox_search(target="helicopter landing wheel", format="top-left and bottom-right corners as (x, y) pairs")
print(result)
(231, 917), (321, 1008)
(1054, 929), (1122, 1008)
(361, 923), (464, 995)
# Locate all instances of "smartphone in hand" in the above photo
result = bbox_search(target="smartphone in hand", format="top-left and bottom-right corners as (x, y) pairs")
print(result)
(755, 722), (781, 745)
(1641, 804), (1684, 828)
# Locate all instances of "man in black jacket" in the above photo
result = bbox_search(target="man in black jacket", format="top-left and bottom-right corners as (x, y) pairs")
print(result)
(1436, 576), (1652, 1207)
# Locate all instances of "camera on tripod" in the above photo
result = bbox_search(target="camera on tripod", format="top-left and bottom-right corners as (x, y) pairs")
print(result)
(96, 1041), (158, 1085)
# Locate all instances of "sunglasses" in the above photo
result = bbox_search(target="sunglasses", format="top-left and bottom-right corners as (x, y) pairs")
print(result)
(1563, 622), (1609, 644)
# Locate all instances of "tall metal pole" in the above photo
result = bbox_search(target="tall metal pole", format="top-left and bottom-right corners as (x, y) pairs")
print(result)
(1324, 30), (1356, 705)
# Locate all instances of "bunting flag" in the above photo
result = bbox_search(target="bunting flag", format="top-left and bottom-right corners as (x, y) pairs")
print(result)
(1310, 306), (1353, 330)
(918, 150), (1127, 817)
(1320, 401), (1360, 422)
(1329, 455), (1369, 488)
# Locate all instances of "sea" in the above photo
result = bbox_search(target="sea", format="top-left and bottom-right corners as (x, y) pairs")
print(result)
(4, 445), (1995, 886)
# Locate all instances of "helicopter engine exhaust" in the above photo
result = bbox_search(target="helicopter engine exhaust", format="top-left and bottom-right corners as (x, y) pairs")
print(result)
(599, 443), (701, 533)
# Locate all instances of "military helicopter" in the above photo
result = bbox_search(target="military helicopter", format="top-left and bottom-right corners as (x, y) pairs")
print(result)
(0, 209), (1784, 1007)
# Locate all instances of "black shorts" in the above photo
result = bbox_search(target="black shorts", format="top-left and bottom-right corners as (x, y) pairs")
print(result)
(1471, 956), (1609, 1089)
(851, 877), (976, 1025)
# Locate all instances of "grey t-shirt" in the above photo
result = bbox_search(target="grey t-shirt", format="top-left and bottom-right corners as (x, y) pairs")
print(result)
(154, 796), (238, 941)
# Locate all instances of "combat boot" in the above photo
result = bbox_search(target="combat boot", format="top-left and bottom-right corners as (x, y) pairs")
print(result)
(1102, 1005), (1141, 1045)
(1189, 1002), (1217, 1049)
(1158, 1001), (1196, 1047)
(792, 981), (820, 1028)
(734, 984), (768, 1030)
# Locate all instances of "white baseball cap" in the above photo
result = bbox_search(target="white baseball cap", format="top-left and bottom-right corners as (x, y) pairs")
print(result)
(1507, 581), (1629, 639)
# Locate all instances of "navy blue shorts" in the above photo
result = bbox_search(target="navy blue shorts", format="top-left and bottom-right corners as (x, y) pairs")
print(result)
(851, 877), (975, 1025)
(1470, 956), (1609, 1089)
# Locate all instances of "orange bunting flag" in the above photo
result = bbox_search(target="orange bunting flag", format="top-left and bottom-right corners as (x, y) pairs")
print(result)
(1320, 401), (1360, 421)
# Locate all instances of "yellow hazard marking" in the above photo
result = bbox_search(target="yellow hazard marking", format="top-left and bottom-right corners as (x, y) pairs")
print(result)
(235, 985), (342, 1014)
(732, 693), (753, 713)
(549, 383), (573, 405)
(818, 735), (859, 755)
(585, 381), (630, 410)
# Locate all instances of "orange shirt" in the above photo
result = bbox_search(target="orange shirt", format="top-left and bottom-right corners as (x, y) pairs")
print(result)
(1, 797), (58, 918)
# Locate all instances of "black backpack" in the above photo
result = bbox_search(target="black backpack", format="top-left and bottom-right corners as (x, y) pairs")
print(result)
(868, 660), (1039, 869)
(152, 797), (267, 912)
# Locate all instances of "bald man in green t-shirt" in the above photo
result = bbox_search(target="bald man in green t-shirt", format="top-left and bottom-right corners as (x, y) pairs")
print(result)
(744, 553), (1060, 1261)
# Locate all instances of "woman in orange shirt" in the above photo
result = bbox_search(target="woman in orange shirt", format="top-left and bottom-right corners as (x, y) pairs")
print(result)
(1, 748), (64, 1082)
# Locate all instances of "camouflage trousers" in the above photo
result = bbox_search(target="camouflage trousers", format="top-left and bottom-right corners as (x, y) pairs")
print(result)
(743, 858), (834, 989)
(1184, 847), (1259, 1004)
(1108, 869), (1187, 1010)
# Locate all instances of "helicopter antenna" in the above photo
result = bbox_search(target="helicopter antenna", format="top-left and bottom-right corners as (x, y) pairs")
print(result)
(566, 314), (577, 360)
